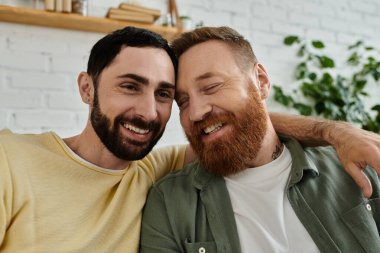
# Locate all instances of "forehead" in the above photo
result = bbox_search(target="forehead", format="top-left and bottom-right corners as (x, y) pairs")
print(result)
(102, 46), (175, 83)
(177, 41), (242, 86)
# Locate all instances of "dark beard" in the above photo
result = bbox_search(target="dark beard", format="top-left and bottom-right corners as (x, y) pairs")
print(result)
(186, 85), (267, 176)
(90, 90), (164, 161)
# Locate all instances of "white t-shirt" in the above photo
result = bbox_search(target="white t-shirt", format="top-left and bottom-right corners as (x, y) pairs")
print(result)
(225, 146), (320, 253)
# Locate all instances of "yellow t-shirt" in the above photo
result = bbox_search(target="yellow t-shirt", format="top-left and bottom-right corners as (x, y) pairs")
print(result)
(0, 130), (186, 252)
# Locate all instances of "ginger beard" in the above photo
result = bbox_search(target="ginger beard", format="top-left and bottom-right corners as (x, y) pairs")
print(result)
(90, 88), (164, 161)
(186, 84), (268, 176)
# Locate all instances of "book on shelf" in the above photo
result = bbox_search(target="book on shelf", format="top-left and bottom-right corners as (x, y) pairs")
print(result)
(118, 2), (161, 19)
(107, 8), (155, 23)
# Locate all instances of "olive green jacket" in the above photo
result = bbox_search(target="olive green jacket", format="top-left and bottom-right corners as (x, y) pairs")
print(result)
(141, 138), (380, 253)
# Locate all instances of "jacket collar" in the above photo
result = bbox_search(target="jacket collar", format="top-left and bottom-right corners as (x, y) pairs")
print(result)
(192, 161), (215, 191)
(281, 137), (320, 188)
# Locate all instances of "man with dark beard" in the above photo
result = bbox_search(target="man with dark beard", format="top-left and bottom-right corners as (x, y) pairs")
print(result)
(140, 26), (380, 253)
(0, 26), (183, 253)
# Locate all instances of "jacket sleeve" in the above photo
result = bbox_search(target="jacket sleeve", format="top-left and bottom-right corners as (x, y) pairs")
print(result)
(140, 186), (182, 253)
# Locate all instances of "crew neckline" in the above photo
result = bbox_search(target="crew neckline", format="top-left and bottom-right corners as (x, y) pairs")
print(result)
(50, 132), (130, 175)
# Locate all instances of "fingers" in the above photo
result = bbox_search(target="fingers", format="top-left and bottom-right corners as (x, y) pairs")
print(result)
(365, 149), (380, 176)
(345, 162), (373, 198)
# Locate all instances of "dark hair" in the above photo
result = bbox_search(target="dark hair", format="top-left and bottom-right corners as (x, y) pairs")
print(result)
(171, 26), (257, 71)
(87, 26), (177, 86)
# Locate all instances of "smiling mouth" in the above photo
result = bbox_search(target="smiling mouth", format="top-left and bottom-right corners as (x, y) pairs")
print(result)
(203, 122), (223, 135)
(122, 123), (150, 135)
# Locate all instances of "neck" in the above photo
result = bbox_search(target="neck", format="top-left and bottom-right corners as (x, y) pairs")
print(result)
(246, 118), (283, 168)
(63, 121), (131, 170)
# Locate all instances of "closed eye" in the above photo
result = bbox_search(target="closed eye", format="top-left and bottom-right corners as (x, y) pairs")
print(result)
(177, 97), (189, 110)
(203, 82), (223, 94)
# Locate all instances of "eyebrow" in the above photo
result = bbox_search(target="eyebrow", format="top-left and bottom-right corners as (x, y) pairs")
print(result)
(117, 73), (175, 89)
(195, 72), (218, 82)
(159, 82), (175, 90)
(117, 73), (149, 85)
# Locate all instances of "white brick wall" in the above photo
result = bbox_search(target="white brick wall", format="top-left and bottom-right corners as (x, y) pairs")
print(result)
(0, 50), (47, 71)
(10, 71), (70, 90)
(0, 0), (379, 147)
(15, 110), (76, 128)
(0, 110), (8, 128)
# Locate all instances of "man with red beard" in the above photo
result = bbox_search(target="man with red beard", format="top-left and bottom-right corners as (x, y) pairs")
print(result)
(140, 26), (380, 253)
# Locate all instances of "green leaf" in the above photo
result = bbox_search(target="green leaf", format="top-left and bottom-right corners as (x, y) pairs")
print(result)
(284, 35), (300, 45)
(353, 80), (367, 93)
(367, 56), (375, 63)
(295, 62), (308, 79)
(308, 73), (317, 81)
(297, 45), (306, 57)
(312, 40), (324, 49)
(294, 103), (313, 115)
(273, 86), (294, 106)
(363, 120), (380, 133)
(315, 102), (326, 115)
(348, 41), (363, 50)
(361, 91), (369, 96)
(274, 35), (380, 133)
(372, 104), (380, 112)
(321, 73), (334, 86)
(318, 56), (335, 68)
(301, 82), (321, 98)
(373, 71), (380, 81)
(347, 52), (359, 65)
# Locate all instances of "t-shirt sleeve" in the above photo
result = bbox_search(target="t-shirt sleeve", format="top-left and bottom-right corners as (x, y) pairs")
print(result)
(139, 144), (186, 183)
(0, 142), (12, 245)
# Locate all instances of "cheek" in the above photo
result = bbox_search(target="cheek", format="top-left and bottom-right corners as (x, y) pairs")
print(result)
(179, 113), (191, 133)
(158, 103), (173, 124)
(105, 99), (130, 115)
(228, 90), (250, 110)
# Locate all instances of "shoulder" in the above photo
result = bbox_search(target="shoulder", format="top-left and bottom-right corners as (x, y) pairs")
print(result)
(152, 161), (199, 194)
(0, 130), (61, 169)
(304, 146), (341, 167)
(137, 144), (187, 183)
(305, 146), (378, 182)
(0, 129), (55, 147)
(144, 144), (187, 162)
(300, 145), (350, 182)
(296, 145), (380, 200)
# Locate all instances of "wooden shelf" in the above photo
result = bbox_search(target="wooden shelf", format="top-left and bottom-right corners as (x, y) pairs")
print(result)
(0, 5), (180, 40)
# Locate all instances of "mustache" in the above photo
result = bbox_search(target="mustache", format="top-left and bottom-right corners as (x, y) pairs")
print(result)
(115, 115), (161, 131)
(191, 112), (235, 134)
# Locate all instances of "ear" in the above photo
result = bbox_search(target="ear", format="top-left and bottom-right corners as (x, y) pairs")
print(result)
(77, 72), (94, 105)
(255, 63), (271, 100)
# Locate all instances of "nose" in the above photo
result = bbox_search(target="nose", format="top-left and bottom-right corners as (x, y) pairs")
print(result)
(135, 93), (158, 122)
(188, 96), (212, 122)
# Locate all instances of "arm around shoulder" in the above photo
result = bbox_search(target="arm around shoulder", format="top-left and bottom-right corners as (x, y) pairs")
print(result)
(270, 112), (380, 198)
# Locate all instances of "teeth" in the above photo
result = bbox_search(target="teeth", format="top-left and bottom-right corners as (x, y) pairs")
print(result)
(203, 122), (223, 134)
(123, 123), (149, 134)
